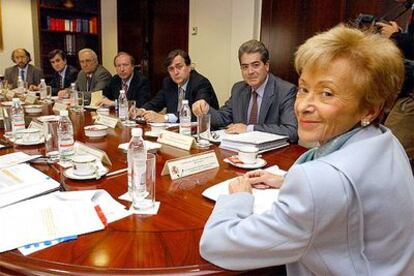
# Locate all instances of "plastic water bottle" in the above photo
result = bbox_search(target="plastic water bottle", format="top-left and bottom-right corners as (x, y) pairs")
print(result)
(17, 76), (25, 93)
(10, 98), (25, 139)
(39, 79), (47, 100)
(127, 128), (147, 205)
(118, 90), (128, 121)
(57, 109), (74, 160)
(179, 99), (191, 136)
(69, 83), (78, 110)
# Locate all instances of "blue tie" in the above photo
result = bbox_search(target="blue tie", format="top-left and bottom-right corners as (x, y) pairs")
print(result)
(20, 69), (25, 82)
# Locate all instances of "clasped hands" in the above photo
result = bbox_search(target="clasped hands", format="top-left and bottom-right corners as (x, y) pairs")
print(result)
(228, 170), (284, 194)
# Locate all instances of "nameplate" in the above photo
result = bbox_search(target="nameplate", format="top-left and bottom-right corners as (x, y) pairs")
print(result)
(6, 90), (15, 100)
(52, 102), (68, 112)
(28, 120), (44, 130)
(25, 94), (37, 104)
(161, 150), (219, 180)
(157, 130), (194, 151)
(75, 142), (112, 166)
(90, 90), (104, 108)
(95, 114), (118, 128)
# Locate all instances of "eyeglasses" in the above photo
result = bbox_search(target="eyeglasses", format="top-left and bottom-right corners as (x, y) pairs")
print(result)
(240, 61), (263, 71)
(167, 63), (185, 72)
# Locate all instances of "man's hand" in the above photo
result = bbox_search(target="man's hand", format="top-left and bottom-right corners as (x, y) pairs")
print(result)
(58, 89), (69, 98)
(142, 110), (166, 123)
(376, 21), (400, 38)
(225, 123), (247, 134)
(192, 99), (209, 116)
(28, 84), (39, 91)
(96, 97), (115, 107)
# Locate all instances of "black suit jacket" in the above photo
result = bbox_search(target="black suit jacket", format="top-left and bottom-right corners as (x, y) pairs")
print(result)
(103, 68), (151, 108)
(50, 65), (79, 95)
(142, 69), (219, 120)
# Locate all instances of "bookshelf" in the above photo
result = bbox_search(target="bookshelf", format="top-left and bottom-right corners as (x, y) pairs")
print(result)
(37, 0), (101, 80)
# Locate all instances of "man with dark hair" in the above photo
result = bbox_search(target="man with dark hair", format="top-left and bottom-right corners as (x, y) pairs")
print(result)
(193, 39), (298, 142)
(4, 48), (43, 90)
(97, 52), (151, 108)
(136, 49), (219, 123)
(48, 49), (78, 96)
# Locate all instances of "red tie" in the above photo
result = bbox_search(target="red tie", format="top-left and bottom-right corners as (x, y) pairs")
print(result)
(248, 91), (258, 125)
(122, 82), (128, 96)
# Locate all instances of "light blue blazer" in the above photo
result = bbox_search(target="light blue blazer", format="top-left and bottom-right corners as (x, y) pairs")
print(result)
(200, 125), (414, 275)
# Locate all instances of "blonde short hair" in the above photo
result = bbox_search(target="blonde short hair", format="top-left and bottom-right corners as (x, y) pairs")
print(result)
(295, 25), (404, 123)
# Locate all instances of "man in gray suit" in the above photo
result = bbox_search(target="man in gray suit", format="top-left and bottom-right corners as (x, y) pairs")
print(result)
(59, 48), (111, 104)
(4, 48), (43, 90)
(192, 40), (298, 143)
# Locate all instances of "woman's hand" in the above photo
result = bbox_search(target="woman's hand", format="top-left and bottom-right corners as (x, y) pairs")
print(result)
(229, 175), (252, 194)
(245, 170), (284, 189)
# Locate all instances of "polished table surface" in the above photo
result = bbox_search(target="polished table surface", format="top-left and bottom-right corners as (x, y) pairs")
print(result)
(0, 106), (306, 275)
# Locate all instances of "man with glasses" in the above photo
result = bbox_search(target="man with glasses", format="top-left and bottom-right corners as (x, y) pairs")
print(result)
(136, 49), (219, 123)
(59, 48), (111, 104)
(192, 39), (298, 142)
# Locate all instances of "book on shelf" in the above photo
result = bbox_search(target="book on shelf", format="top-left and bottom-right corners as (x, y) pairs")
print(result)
(219, 131), (289, 153)
(44, 16), (98, 34)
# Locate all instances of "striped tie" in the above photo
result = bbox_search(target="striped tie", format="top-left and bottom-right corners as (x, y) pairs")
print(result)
(248, 91), (258, 125)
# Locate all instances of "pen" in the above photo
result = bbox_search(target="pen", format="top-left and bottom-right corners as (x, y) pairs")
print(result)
(106, 167), (128, 177)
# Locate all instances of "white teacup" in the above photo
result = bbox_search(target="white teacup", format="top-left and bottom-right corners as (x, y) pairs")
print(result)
(22, 128), (41, 143)
(238, 146), (259, 164)
(71, 155), (97, 176)
(150, 123), (166, 135)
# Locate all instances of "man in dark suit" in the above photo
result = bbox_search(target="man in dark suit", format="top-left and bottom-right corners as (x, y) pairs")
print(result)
(48, 49), (78, 96)
(97, 52), (151, 108)
(4, 48), (43, 90)
(58, 48), (111, 104)
(137, 49), (219, 123)
(193, 39), (298, 143)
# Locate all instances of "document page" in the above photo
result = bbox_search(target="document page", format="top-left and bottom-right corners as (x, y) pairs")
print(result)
(202, 165), (287, 214)
(0, 193), (104, 253)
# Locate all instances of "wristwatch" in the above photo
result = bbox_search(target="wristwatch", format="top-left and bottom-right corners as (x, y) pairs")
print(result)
(164, 114), (169, 122)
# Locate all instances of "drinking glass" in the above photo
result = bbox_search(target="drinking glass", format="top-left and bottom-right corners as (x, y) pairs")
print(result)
(43, 121), (60, 159)
(124, 100), (137, 126)
(70, 91), (84, 112)
(1, 106), (13, 139)
(132, 153), (156, 211)
(196, 114), (211, 148)
(46, 86), (52, 100)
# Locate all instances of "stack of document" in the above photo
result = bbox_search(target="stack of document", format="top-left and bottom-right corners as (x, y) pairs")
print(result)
(0, 152), (61, 208)
(0, 189), (130, 254)
(219, 131), (289, 153)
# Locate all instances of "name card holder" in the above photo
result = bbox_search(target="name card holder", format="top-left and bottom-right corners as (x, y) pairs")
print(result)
(52, 102), (68, 112)
(157, 130), (194, 151)
(95, 114), (119, 128)
(75, 142), (112, 166)
(25, 95), (37, 104)
(5, 90), (15, 100)
(161, 150), (219, 180)
(28, 120), (44, 131)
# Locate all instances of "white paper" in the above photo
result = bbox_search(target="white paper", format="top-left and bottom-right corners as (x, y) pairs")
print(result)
(18, 235), (77, 256)
(202, 165), (286, 214)
(0, 193), (104, 253)
(0, 152), (41, 169)
(0, 163), (60, 208)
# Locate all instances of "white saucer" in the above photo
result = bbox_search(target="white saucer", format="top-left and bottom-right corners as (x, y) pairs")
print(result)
(63, 166), (109, 180)
(224, 157), (267, 169)
(144, 131), (161, 138)
(14, 137), (45, 146)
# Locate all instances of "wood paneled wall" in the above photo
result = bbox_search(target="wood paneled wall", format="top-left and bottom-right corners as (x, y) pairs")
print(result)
(117, 0), (189, 94)
(261, 0), (407, 85)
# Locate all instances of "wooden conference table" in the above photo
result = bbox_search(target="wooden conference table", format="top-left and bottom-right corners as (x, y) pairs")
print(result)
(0, 105), (306, 275)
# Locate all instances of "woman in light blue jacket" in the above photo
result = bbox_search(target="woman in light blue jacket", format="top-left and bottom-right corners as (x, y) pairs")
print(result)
(200, 25), (414, 275)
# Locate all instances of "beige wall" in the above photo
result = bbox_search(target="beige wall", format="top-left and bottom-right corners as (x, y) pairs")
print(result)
(0, 0), (36, 74)
(189, 0), (261, 105)
(101, 0), (118, 75)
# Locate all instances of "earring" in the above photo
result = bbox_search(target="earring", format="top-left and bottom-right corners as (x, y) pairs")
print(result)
(361, 119), (370, 127)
